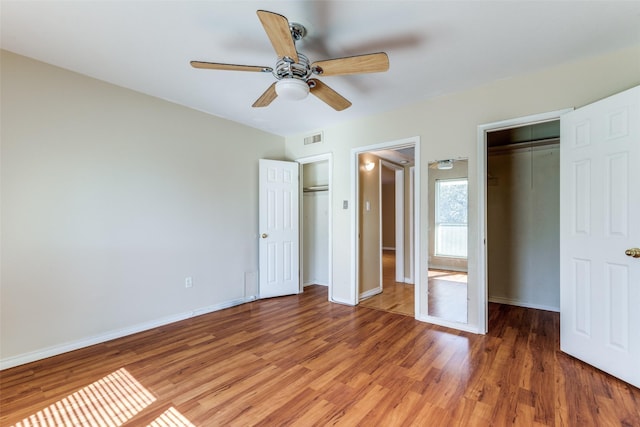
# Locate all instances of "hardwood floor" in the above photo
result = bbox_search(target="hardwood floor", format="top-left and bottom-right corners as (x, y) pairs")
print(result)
(2, 286), (639, 426)
(358, 281), (415, 317)
(359, 250), (414, 316)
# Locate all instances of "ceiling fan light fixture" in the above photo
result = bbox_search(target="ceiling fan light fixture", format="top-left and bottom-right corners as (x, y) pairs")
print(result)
(275, 79), (309, 101)
(191, 10), (389, 110)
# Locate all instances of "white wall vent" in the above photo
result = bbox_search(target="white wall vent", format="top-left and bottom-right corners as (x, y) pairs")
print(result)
(304, 131), (323, 145)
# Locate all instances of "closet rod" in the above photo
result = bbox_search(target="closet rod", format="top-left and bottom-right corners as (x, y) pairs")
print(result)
(303, 185), (329, 193)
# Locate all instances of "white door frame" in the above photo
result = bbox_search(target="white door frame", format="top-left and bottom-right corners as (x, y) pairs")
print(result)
(381, 159), (405, 283)
(477, 109), (573, 333)
(296, 153), (333, 300)
(350, 137), (420, 313)
(408, 166), (415, 284)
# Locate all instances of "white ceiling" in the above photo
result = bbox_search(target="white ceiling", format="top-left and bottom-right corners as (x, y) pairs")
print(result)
(2, 1), (639, 137)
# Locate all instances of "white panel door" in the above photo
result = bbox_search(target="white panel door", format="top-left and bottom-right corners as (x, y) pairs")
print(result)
(560, 85), (639, 388)
(259, 159), (300, 298)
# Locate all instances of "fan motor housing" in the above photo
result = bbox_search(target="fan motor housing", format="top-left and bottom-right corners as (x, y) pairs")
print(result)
(289, 22), (306, 41)
(273, 52), (312, 81)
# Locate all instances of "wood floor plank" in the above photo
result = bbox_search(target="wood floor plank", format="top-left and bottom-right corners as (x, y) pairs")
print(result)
(1, 285), (639, 426)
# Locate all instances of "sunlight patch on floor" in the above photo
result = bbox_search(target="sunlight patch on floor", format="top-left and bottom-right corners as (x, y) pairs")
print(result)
(12, 368), (155, 427)
(428, 269), (468, 283)
(148, 407), (195, 427)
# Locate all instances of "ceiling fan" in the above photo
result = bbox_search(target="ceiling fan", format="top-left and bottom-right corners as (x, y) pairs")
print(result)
(190, 10), (390, 111)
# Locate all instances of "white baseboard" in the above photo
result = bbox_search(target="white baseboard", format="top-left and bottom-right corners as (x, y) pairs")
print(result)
(415, 314), (481, 334)
(404, 277), (414, 284)
(0, 296), (253, 370)
(382, 247), (396, 251)
(428, 265), (468, 273)
(303, 281), (328, 287)
(359, 287), (382, 300)
(488, 296), (559, 312)
(329, 296), (355, 306)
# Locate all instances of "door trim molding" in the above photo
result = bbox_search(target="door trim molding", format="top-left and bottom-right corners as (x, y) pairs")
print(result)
(408, 166), (415, 284)
(477, 109), (572, 333)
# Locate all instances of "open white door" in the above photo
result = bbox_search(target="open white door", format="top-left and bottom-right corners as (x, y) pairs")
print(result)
(560, 85), (639, 388)
(258, 159), (300, 298)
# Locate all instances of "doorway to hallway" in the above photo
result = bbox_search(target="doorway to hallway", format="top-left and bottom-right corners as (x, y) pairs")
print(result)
(350, 137), (420, 317)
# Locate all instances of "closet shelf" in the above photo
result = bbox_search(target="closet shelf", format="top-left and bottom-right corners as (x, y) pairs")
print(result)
(487, 137), (559, 154)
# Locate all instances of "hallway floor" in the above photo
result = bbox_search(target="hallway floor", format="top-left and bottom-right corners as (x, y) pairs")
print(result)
(359, 251), (468, 323)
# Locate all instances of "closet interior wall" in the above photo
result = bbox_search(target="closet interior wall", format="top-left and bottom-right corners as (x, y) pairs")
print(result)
(302, 161), (329, 286)
(486, 124), (560, 311)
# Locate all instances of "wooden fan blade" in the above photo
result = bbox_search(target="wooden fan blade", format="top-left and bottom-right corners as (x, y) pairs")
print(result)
(309, 79), (351, 111)
(257, 10), (298, 63)
(312, 52), (389, 76)
(190, 61), (272, 73)
(252, 82), (278, 108)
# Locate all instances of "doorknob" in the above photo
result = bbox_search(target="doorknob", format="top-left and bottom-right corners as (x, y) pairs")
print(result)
(261, 233), (268, 239)
(625, 248), (640, 258)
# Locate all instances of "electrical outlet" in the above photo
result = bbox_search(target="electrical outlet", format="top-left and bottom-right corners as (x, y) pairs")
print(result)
(185, 277), (193, 288)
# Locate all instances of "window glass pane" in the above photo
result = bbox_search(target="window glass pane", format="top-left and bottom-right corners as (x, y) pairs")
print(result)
(436, 225), (468, 257)
(435, 179), (468, 258)
(436, 180), (468, 224)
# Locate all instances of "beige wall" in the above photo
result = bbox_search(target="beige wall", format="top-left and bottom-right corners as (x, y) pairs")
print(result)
(381, 181), (396, 249)
(0, 50), (284, 366)
(284, 45), (640, 329)
(358, 155), (381, 295)
(303, 161), (328, 187)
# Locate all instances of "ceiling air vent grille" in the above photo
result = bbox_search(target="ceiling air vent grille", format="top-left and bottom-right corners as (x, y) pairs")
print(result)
(304, 132), (323, 145)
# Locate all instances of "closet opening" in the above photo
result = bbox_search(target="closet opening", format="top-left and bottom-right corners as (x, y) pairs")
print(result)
(486, 120), (561, 313)
(299, 154), (332, 298)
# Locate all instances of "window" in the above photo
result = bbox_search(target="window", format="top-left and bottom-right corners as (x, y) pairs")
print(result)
(435, 178), (468, 258)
